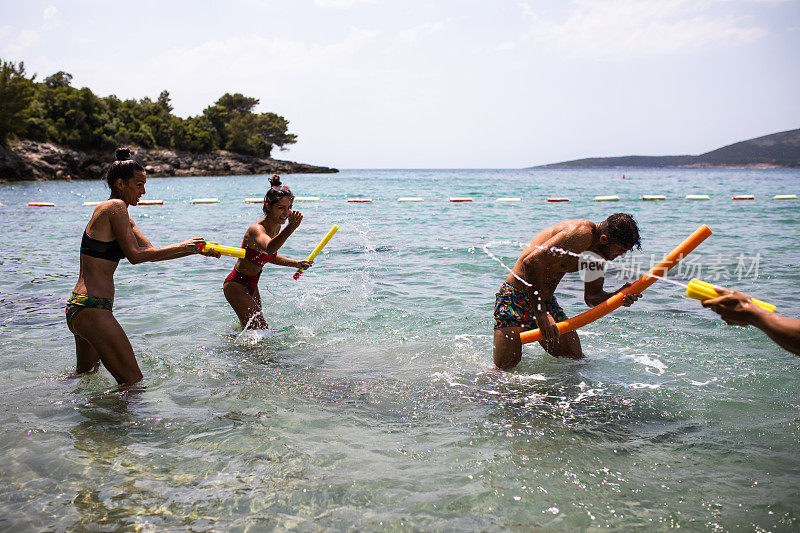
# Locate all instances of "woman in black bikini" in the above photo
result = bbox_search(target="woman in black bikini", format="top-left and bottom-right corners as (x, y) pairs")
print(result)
(66, 148), (218, 385)
(223, 175), (312, 330)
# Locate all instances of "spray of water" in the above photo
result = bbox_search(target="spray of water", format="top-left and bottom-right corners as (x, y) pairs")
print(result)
(481, 241), (690, 291)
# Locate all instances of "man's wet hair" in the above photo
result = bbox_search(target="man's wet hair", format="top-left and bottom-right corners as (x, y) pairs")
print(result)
(599, 213), (641, 250)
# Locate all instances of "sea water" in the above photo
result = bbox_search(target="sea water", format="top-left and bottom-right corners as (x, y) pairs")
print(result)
(0, 169), (798, 530)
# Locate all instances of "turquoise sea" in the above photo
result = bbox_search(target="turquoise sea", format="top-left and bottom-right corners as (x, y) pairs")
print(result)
(1, 169), (799, 531)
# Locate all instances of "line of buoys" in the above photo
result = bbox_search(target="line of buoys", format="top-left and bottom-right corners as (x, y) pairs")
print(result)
(82, 199), (164, 206)
(22, 193), (800, 209)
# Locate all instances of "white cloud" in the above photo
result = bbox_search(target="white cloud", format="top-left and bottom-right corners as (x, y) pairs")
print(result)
(396, 22), (444, 43)
(143, 27), (381, 112)
(1, 6), (61, 57)
(494, 41), (517, 52)
(520, 0), (768, 60)
(43, 6), (59, 31)
(314, 0), (376, 8)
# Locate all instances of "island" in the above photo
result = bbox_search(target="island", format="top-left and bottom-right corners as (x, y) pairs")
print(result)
(0, 60), (337, 181)
(533, 128), (800, 169)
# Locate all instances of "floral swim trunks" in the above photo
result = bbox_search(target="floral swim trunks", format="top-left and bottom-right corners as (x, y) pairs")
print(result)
(65, 292), (113, 331)
(494, 282), (568, 330)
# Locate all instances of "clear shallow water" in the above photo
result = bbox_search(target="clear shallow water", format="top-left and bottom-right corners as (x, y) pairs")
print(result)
(1, 169), (799, 531)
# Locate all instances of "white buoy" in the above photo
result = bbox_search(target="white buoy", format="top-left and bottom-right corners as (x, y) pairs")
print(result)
(496, 197), (521, 202)
(547, 197), (570, 202)
(244, 197), (262, 203)
(774, 194), (797, 200)
(191, 198), (220, 204)
(449, 197), (473, 202)
(28, 202), (56, 207)
(346, 198), (372, 203)
(397, 197), (423, 202)
(138, 200), (164, 205)
(732, 195), (754, 200)
(686, 195), (710, 200)
(294, 196), (321, 202)
(642, 195), (666, 201)
(82, 201), (102, 206)
(594, 195), (619, 202)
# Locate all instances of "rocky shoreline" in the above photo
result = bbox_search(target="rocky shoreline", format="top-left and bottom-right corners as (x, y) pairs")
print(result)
(0, 140), (338, 182)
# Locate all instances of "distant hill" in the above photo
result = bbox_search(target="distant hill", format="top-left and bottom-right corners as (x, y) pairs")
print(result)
(533, 128), (800, 169)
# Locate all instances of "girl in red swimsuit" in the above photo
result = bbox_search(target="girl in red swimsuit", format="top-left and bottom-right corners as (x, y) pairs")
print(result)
(223, 175), (313, 330)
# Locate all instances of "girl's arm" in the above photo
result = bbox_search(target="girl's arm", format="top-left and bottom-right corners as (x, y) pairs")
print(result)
(270, 255), (313, 269)
(107, 201), (207, 263)
(252, 211), (303, 254)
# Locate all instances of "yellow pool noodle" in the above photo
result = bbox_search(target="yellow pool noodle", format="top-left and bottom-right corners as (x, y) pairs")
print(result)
(307, 225), (339, 261)
(202, 242), (246, 259)
(294, 225), (339, 279)
(686, 278), (775, 312)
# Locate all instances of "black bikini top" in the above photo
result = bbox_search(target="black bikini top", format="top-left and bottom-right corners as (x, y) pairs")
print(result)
(81, 231), (126, 262)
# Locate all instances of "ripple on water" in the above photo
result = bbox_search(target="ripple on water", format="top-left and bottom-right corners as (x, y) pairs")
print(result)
(2, 170), (800, 529)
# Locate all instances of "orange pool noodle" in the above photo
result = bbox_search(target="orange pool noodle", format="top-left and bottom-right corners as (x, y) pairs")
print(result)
(520, 225), (713, 344)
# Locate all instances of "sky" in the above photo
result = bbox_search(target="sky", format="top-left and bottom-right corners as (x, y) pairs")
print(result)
(1, 0), (799, 168)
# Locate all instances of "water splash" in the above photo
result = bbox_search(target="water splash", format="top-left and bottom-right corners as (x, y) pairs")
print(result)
(480, 240), (691, 291)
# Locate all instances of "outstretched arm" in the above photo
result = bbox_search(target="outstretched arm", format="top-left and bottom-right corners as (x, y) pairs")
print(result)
(703, 288), (800, 355)
(108, 201), (210, 263)
(271, 255), (312, 269)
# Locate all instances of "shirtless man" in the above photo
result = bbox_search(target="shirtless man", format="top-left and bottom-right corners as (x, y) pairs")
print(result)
(493, 213), (643, 370)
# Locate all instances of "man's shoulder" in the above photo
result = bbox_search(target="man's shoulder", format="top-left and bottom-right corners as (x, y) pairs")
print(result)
(553, 219), (595, 249)
(554, 218), (595, 236)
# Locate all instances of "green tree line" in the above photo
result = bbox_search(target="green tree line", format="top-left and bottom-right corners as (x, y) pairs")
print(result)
(0, 59), (297, 157)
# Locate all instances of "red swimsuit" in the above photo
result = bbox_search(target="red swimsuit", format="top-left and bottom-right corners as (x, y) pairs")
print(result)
(224, 240), (277, 295)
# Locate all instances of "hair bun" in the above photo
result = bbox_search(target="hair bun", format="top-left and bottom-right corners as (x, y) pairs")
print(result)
(115, 148), (131, 161)
(269, 174), (281, 187)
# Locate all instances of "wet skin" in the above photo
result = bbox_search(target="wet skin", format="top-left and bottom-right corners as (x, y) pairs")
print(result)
(493, 219), (641, 369)
(224, 197), (313, 330)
